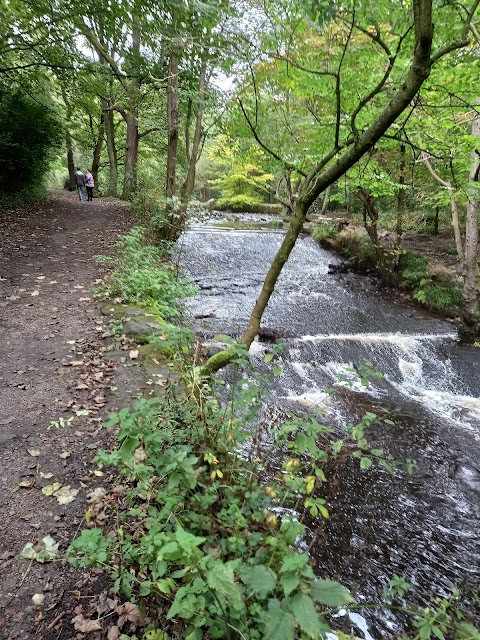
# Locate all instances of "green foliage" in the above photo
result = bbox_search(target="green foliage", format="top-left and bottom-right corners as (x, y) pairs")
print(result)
(400, 251), (462, 310)
(311, 223), (336, 242)
(0, 86), (62, 199)
(96, 227), (195, 318)
(67, 344), (427, 640)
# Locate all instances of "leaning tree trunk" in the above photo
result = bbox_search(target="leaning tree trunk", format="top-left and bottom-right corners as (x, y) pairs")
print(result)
(200, 0), (435, 377)
(463, 102), (480, 317)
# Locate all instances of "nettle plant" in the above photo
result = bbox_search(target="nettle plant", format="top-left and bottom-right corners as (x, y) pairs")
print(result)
(67, 350), (416, 640)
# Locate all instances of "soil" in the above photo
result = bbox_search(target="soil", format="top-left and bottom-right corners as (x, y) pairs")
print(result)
(0, 191), (143, 639)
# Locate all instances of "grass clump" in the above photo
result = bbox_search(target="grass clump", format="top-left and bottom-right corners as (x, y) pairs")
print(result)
(96, 226), (195, 319)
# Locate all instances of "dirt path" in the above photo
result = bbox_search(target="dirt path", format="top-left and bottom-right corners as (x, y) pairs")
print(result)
(0, 191), (133, 639)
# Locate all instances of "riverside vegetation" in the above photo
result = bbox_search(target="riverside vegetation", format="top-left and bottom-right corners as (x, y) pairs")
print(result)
(310, 223), (464, 317)
(66, 226), (480, 640)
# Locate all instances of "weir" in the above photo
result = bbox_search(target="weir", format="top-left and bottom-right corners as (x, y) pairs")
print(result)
(181, 221), (480, 637)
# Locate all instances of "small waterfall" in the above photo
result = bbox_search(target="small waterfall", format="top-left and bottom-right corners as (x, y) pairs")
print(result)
(182, 222), (480, 636)
(258, 331), (480, 431)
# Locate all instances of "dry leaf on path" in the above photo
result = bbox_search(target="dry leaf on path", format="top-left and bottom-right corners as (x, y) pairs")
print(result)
(30, 290), (40, 296)
(116, 602), (141, 629)
(72, 614), (102, 633)
(59, 451), (71, 459)
(27, 448), (41, 457)
(42, 482), (62, 496)
(129, 350), (139, 360)
(86, 487), (107, 504)
(53, 485), (79, 505)
(107, 626), (120, 640)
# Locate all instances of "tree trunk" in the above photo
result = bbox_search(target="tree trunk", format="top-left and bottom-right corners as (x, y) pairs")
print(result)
(104, 108), (118, 196)
(166, 52), (179, 201)
(463, 101), (480, 316)
(122, 114), (139, 200)
(181, 62), (207, 205)
(91, 112), (104, 188)
(66, 129), (75, 190)
(357, 188), (379, 247)
(450, 194), (464, 265)
(320, 185), (330, 215)
(396, 144), (406, 239)
(201, 0), (435, 376)
(421, 152), (464, 265)
(164, 51), (179, 239)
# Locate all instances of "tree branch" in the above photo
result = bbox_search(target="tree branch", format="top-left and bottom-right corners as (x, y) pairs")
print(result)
(335, 16), (355, 147)
(238, 99), (307, 177)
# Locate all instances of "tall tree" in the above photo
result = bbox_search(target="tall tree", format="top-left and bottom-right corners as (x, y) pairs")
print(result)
(202, 0), (480, 375)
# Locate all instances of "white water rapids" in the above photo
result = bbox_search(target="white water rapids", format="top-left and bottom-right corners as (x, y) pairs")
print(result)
(180, 220), (480, 637)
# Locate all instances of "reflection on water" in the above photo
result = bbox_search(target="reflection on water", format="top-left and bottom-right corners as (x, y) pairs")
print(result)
(180, 222), (480, 636)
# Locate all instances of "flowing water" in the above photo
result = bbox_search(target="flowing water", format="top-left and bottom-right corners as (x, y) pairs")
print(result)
(179, 220), (480, 637)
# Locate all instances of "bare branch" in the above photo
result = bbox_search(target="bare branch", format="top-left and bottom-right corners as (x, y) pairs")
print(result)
(335, 16), (355, 147)
(238, 99), (307, 177)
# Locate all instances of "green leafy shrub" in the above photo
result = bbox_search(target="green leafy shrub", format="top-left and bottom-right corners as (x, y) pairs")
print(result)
(68, 353), (417, 640)
(413, 280), (463, 309)
(400, 251), (462, 310)
(311, 223), (336, 242)
(96, 227), (195, 318)
(399, 252), (429, 288)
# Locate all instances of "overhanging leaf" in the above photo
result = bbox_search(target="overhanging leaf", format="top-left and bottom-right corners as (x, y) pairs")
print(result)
(310, 579), (354, 607)
(240, 565), (277, 599)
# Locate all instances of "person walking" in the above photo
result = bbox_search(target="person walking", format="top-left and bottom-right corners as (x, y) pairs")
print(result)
(85, 169), (94, 201)
(75, 168), (85, 201)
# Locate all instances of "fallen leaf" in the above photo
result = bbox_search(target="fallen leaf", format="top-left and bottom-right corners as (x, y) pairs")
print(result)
(39, 472), (54, 479)
(53, 485), (79, 505)
(36, 276), (46, 281)
(18, 480), (33, 488)
(42, 482), (63, 496)
(86, 487), (107, 504)
(155, 380), (166, 387)
(116, 602), (141, 629)
(59, 451), (71, 459)
(129, 350), (139, 360)
(72, 614), (102, 633)
(27, 448), (41, 457)
(48, 280), (58, 285)
(31, 290), (40, 296)
(19, 535), (59, 563)
(66, 340), (76, 345)
(107, 625), (120, 640)
(70, 361), (84, 367)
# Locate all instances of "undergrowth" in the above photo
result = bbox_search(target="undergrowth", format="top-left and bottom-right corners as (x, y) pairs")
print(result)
(96, 226), (195, 319)
(67, 354), (479, 639)
(399, 252), (462, 310)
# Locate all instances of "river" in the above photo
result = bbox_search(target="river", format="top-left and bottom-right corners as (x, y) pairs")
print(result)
(179, 218), (480, 637)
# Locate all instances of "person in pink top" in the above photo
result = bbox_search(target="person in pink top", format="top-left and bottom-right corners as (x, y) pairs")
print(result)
(85, 169), (94, 201)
